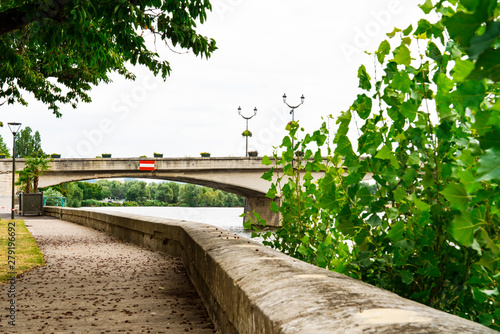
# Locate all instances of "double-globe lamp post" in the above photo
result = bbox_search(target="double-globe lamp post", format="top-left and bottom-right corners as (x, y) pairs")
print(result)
(283, 93), (305, 149)
(238, 106), (257, 157)
(8, 122), (22, 219)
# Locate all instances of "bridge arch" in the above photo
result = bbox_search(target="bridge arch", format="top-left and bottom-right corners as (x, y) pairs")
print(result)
(0, 157), (280, 225)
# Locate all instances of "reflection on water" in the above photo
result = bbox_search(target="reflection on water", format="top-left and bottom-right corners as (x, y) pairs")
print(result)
(86, 206), (260, 240)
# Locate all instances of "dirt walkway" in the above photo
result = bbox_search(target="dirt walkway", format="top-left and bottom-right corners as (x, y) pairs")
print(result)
(0, 215), (216, 334)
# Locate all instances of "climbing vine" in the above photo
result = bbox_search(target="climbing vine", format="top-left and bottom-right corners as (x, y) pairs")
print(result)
(255, 0), (500, 329)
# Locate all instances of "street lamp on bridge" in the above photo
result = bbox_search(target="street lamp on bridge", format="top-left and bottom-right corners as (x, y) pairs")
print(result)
(8, 122), (22, 220)
(282, 93), (304, 122)
(238, 106), (257, 157)
(283, 94), (305, 152)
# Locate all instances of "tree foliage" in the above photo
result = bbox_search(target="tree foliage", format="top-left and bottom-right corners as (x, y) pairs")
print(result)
(44, 179), (245, 207)
(256, 0), (500, 329)
(14, 126), (43, 158)
(0, 135), (10, 157)
(17, 155), (52, 193)
(0, 0), (217, 116)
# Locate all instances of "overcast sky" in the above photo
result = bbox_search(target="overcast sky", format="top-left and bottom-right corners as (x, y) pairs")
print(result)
(1, 1), (425, 159)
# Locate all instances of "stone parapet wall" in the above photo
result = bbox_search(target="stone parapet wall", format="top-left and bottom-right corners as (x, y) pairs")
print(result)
(43, 207), (495, 334)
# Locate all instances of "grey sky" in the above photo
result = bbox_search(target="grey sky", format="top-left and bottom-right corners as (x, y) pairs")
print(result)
(1, 1), (424, 158)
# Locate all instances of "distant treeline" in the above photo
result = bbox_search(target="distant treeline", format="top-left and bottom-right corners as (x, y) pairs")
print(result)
(43, 180), (245, 208)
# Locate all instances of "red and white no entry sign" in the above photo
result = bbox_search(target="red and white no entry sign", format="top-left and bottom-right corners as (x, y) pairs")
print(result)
(139, 160), (155, 171)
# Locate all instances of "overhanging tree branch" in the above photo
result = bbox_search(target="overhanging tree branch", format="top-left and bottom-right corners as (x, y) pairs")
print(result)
(0, 0), (217, 115)
(0, 0), (67, 35)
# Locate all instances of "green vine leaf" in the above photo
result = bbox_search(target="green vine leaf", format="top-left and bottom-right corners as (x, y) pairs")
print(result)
(261, 168), (274, 181)
(452, 59), (475, 82)
(469, 21), (500, 60)
(353, 94), (372, 120)
(358, 65), (372, 90)
(375, 145), (399, 169)
(419, 0), (434, 14)
(459, 0), (479, 12)
(477, 148), (500, 181)
(450, 213), (474, 247)
(444, 12), (482, 47)
(376, 40), (391, 63)
(440, 183), (471, 210)
(387, 27), (402, 38)
(393, 45), (412, 66)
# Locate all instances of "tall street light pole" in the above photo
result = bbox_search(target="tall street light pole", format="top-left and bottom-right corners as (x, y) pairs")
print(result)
(283, 93), (305, 150)
(238, 106), (257, 157)
(283, 93), (305, 123)
(8, 122), (22, 220)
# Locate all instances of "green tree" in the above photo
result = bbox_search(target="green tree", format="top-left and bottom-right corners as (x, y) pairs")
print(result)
(109, 180), (127, 199)
(43, 188), (64, 206)
(257, 0), (500, 329)
(78, 181), (103, 200)
(0, 135), (10, 157)
(179, 184), (201, 207)
(43, 182), (85, 207)
(155, 182), (173, 203)
(0, 0), (217, 116)
(17, 155), (51, 193)
(65, 182), (83, 207)
(14, 126), (43, 158)
(169, 182), (180, 203)
(125, 181), (149, 202)
(96, 180), (113, 198)
(199, 188), (217, 206)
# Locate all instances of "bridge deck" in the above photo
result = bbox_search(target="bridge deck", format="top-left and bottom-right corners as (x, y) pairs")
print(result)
(0, 215), (215, 333)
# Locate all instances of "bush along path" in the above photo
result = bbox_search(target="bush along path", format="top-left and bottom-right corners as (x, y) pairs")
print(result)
(253, 1), (500, 330)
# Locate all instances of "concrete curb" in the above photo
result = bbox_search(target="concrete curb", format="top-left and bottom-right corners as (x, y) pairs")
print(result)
(43, 207), (496, 334)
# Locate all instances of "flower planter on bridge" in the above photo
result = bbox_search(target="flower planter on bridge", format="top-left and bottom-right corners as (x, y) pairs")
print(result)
(19, 193), (44, 216)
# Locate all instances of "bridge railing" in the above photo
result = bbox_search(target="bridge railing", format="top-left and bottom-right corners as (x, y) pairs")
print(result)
(43, 196), (67, 207)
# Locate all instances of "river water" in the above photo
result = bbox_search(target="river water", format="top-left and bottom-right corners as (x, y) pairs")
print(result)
(86, 206), (257, 239)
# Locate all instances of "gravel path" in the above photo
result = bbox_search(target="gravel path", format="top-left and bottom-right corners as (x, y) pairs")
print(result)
(0, 215), (216, 334)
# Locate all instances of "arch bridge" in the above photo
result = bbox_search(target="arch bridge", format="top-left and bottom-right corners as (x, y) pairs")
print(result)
(0, 157), (283, 225)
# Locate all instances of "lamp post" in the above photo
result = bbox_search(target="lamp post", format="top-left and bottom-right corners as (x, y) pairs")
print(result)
(8, 122), (22, 220)
(283, 94), (305, 152)
(283, 93), (304, 122)
(238, 106), (257, 157)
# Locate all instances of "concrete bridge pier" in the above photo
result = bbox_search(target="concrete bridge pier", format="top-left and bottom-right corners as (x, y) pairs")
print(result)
(244, 196), (280, 227)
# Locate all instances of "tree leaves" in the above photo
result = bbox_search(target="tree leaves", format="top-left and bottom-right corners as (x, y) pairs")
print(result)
(0, 0), (217, 115)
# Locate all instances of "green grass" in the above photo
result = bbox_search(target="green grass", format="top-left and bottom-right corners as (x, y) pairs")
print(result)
(0, 219), (45, 283)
